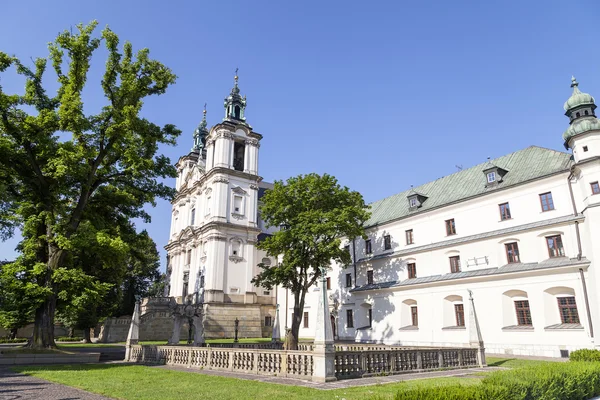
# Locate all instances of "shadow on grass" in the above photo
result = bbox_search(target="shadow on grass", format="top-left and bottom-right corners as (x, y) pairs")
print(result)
(11, 363), (132, 374)
(486, 358), (516, 367)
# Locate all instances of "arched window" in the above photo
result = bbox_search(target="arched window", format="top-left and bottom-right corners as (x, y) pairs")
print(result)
(233, 142), (245, 171)
(585, 110), (589, 116)
(443, 295), (465, 328)
(400, 299), (418, 328)
(234, 105), (241, 119)
(502, 290), (532, 328)
(576, 112), (581, 118)
(543, 287), (581, 328)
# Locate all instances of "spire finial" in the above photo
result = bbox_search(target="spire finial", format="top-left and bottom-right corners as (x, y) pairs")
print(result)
(571, 76), (579, 88)
(234, 67), (239, 83)
(203, 102), (207, 116)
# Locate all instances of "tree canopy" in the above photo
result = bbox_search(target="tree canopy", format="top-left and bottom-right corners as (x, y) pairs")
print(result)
(0, 21), (179, 347)
(252, 173), (370, 349)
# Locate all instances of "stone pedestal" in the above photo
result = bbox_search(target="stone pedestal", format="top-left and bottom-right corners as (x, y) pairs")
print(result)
(312, 267), (337, 382)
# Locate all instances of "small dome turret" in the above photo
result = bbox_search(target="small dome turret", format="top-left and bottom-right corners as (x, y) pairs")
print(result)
(564, 76), (595, 112)
(562, 77), (599, 149)
(192, 103), (208, 156)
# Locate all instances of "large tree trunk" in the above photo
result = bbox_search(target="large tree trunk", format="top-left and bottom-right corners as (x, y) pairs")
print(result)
(82, 328), (91, 343)
(30, 293), (57, 348)
(289, 290), (307, 350)
(9, 328), (17, 340)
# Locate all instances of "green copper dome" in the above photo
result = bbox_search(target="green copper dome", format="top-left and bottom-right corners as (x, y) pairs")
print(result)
(563, 76), (595, 111)
(563, 118), (600, 142)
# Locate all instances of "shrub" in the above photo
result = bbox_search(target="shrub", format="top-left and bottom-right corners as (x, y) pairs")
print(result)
(56, 336), (84, 342)
(0, 338), (28, 343)
(570, 349), (600, 362)
(383, 362), (600, 400)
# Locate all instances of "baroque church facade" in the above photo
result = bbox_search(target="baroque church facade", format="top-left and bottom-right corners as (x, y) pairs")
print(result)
(165, 75), (277, 338)
(168, 75), (600, 357)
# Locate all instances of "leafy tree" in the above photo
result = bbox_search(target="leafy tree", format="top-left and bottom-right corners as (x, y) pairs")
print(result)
(0, 261), (39, 338)
(0, 21), (179, 348)
(252, 173), (370, 349)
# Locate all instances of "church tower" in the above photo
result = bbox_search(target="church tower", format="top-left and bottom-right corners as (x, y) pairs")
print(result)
(563, 77), (600, 345)
(165, 72), (275, 339)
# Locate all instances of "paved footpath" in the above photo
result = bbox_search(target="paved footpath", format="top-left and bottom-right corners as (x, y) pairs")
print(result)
(0, 367), (113, 400)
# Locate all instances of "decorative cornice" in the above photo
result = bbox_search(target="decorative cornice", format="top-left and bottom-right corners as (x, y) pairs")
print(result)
(249, 184), (259, 190)
(245, 138), (260, 147)
(231, 213), (245, 220)
(216, 130), (234, 140)
(232, 186), (248, 195)
(229, 255), (245, 263)
(213, 176), (230, 184)
(206, 234), (227, 242)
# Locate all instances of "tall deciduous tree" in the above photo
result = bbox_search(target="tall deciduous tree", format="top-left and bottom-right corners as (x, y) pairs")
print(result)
(252, 173), (370, 349)
(0, 21), (179, 348)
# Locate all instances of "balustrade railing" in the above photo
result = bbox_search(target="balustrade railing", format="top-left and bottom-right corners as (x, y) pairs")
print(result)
(128, 345), (480, 380)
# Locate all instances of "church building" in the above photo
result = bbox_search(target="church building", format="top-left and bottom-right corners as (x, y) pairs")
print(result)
(165, 74), (276, 338)
(167, 74), (600, 357)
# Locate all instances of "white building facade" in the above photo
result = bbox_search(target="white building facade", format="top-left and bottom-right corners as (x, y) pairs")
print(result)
(165, 75), (277, 338)
(276, 77), (600, 357)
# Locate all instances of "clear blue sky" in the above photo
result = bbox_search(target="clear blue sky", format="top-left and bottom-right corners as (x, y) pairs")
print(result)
(1, 0), (598, 270)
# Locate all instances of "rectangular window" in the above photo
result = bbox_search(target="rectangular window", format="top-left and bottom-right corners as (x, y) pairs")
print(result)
(190, 208), (196, 225)
(514, 300), (532, 326)
(546, 235), (565, 258)
(384, 235), (391, 250)
(344, 245), (350, 256)
(499, 202), (511, 220)
(407, 263), (417, 279)
(449, 256), (461, 273)
(345, 273), (352, 288)
(409, 197), (418, 208)
(367, 270), (374, 285)
(487, 171), (496, 183)
(326, 277), (331, 290)
(445, 219), (456, 236)
(505, 242), (520, 263)
(303, 312), (309, 328)
(557, 297), (580, 324)
(264, 316), (272, 327)
(539, 192), (555, 212)
(411, 306), (418, 326)
(454, 304), (465, 327)
(368, 308), (373, 327)
(346, 309), (354, 328)
(365, 239), (372, 254)
(592, 181), (600, 195)
(187, 249), (192, 266)
(233, 195), (243, 213)
(406, 229), (414, 245)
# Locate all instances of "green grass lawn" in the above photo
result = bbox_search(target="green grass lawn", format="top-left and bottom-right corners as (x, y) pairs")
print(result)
(486, 356), (562, 369)
(12, 364), (480, 400)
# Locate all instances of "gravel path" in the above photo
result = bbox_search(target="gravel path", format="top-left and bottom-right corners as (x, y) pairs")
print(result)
(0, 367), (113, 400)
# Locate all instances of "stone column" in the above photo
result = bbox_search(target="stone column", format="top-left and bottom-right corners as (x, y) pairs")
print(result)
(125, 301), (140, 361)
(467, 289), (486, 367)
(312, 267), (337, 382)
(272, 304), (281, 342)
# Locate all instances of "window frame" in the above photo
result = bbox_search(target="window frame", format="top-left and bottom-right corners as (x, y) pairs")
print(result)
(499, 202), (512, 221)
(303, 312), (309, 328)
(345, 273), (352, 288)
(514, 300), (532, 326)
(346, 309), (354, 328)
(264, 316), (272, 327)
(407, 263), (417, 279)
(190, 208), (196, 225)
(505, 242), (520, 264)
(367, 270), (374, 285)
(368, 308), (373, 328)
(487, 171), (496, 183)
(405, 229), (414, 245)
(546, 235), (565, 258)
(409, 197), (418, 208)
(454, 304), (465, 327)
(539, 192), (555, 212)
(365, 239), (372, 254)
(557, 296), (580, 324)
(449, 255), (461, 273)
(384, 234), (391, 250)
(592, 181), (600, 195)
(326, 277), (331, 290)
(411, 306), (418, 326)
(445, 219), (456, 236)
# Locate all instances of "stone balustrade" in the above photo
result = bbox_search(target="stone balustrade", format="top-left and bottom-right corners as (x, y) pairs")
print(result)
(127, 345), (314, 379)
(334, 347), (480, 379)
(127, 344), (481, 381)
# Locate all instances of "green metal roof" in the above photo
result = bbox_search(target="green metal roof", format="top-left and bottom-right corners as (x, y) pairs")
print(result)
(365, 146), (573, 227)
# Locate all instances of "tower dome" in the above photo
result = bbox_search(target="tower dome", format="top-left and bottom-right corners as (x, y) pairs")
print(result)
(192, 104), (208, 155)
(564, 76), (595, 112)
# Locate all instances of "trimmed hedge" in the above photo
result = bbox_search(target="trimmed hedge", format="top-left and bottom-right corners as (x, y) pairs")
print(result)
(570, 349), (600, 362)
(383, 362), (600, 400)
(56, 337), (84, 342)
(0, 338), (28, 343)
